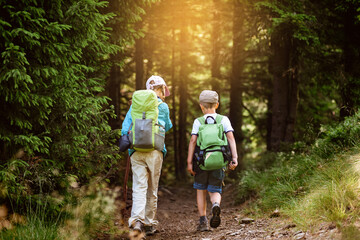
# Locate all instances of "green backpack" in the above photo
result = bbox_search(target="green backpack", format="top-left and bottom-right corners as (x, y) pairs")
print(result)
(196, 115), (231, 171)
(129, 90), (165, 152)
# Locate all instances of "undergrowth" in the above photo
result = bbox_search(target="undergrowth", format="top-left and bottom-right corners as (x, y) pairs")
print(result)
(238, 111), (360, 231)
(0, 181), (120, 240)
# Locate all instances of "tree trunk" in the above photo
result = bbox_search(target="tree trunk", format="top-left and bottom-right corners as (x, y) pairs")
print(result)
(135, 21), (144, 90)
(268, 28), (299, 151)
(340, 6), (360, 119)
(145, 20), (154, 79)
(178, 20), (188, 180)
(108, 56), (121, 129)
(170, 27), (180, 179)
(211, 0), (221, 90)
(266, 90), (273, 151)
(229, 0), (245, 173)
(211, 0), (222, 112)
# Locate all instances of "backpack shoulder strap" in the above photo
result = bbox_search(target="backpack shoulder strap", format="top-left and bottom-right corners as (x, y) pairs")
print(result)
(197, 116), (205, 125)
(215, 114), (223, 123)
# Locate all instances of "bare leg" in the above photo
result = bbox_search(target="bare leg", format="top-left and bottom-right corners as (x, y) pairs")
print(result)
(209, 192), (222, 228)
(209, 192), (221, 205)
(197, 190), (207, 216)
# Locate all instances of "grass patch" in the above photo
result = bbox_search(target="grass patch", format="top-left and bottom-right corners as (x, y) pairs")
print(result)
(0, 198), (61, 240)
(342, 225), (360, 240)
(0, 216), (60, 240)
(0, 181), (121, 240)
(238, 111), (360, 230)
(285, 152), (360, 228)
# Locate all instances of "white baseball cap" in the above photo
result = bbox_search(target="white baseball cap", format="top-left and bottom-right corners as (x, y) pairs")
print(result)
(146, 75), (170, 97)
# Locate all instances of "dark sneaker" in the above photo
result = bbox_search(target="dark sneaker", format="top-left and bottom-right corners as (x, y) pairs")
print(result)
(144, 225), (158, 236)
(197, 221), (209, 232)
(210, 203), (221, 228)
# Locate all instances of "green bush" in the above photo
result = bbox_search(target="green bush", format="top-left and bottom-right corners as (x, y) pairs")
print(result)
(238, 110), (360, 214)
(0, 0), (121, 201)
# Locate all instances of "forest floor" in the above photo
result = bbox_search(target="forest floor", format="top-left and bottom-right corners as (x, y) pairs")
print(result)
(112, 183), (341, 240)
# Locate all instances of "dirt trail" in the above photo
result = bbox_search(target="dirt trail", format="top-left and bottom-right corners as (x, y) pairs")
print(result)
(118, 184), (340, 240)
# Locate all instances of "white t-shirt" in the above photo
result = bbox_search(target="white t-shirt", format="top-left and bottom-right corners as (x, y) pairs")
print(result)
(191, 113), (234, 135)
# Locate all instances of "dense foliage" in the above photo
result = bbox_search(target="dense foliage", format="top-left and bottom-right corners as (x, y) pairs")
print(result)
(0, 0), (121, 199)
(1, 0), (360, 237)
(238, 110), (360, 230)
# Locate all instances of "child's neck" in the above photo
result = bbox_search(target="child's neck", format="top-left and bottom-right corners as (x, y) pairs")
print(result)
(202, 109), (216, 115)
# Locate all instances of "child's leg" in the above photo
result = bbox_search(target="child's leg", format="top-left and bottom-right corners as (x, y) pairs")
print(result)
(207, 168), (224, 228)
(209, 192), (221, 205)
(128, 152), (148, 228)
(144, 150), (163, 227)
(208, 191), (221, 228)
(197, 189), (207, 217)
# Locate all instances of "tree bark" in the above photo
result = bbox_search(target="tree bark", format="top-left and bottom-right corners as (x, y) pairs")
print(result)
(108, 55), (121, 129)
(211, 0), (221, 90)
(340, 6), (360, 118)
(145, 19), (154, 79)
(268, 28), (299, 151)
(229, 0), (245, 173)
(171, 27), (180, 179)
(178, 20), (188, 180)
(135, 21), (144, 90)
(211, 0), (222, 112)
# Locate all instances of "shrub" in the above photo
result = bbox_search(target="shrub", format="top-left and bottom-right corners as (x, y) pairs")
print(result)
(238, 110), (360, 217)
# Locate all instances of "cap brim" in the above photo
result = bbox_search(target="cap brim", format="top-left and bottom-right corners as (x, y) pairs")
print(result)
(165, 86), (170, 97)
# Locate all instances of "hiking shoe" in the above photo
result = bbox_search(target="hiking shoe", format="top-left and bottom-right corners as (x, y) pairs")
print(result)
(197, 221), (209, 232)
(132, 220), (143, 232)
(144, 225), (158, 236)
(210, 202), (221, 228)
(129, 221), (145, 239)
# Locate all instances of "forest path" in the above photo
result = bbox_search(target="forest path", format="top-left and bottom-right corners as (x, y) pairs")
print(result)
(118, 184), (340, 240)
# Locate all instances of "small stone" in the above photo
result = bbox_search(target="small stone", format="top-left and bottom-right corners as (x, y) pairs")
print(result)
(283, 223), (296, 229)
(240, 218), (255, 224)
(328, 223), (336, 230)
(270, 209), (280, 218)
(294, 231), (306, 239)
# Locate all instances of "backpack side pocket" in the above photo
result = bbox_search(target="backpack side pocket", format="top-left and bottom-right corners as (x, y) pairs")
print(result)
(134, 118), (153, 149)
(154, 124), (165, 151)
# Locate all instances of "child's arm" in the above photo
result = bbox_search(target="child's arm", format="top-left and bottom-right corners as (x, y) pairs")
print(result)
(121, 105), (132, 136)
(226, 131), (238, 170)
(186, 135), (198, 176)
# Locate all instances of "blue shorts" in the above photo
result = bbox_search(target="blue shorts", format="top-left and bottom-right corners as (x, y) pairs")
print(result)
(193, 164), (225, 194)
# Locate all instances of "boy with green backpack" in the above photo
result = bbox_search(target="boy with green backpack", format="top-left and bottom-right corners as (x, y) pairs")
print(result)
(186, 90), (238, 232)
(121, 76), (172, 236)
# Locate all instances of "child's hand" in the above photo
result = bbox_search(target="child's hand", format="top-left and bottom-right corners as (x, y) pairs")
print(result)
(229, 158), (238, 170)
(187, 163), (196, 176)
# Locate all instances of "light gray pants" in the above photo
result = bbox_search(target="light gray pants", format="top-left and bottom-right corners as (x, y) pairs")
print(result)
(128, 150), (163, 227)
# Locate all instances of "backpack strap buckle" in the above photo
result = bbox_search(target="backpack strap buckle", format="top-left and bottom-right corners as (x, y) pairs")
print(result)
(205, 116), (216, 124)
(198, 150), (205, 166)
(221, 145), (232, 162)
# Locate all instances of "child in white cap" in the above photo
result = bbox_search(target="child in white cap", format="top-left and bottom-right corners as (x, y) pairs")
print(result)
(121, 75), (172, 236)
